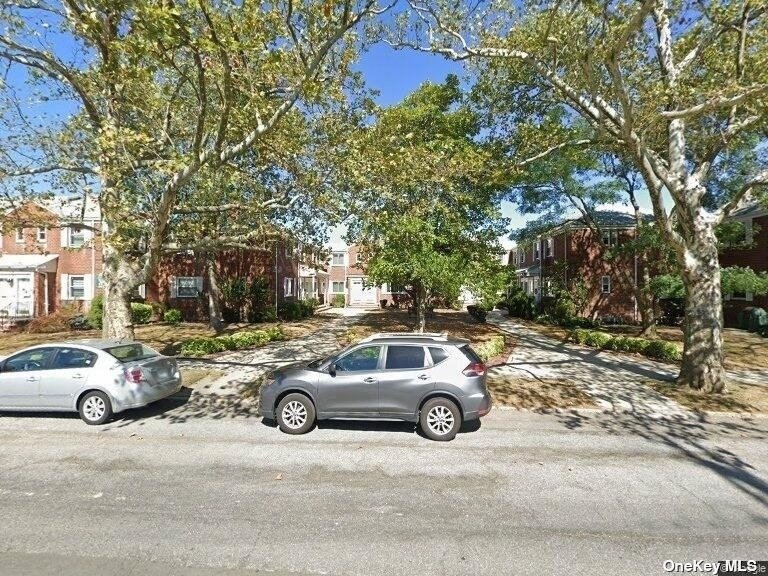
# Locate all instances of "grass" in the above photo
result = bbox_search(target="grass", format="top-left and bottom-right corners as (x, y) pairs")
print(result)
(179, 368), (224, 389)
(0, 315), (330, 357)
(513, 318), (768, 370)
(486, 374), (596, 410)
(648, 380), (768, 414)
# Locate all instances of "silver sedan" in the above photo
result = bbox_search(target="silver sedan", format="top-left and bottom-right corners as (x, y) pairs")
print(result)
(0, 340), (182, 424)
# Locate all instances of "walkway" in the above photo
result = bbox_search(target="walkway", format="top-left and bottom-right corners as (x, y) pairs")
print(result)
(487, 311), (690, 418)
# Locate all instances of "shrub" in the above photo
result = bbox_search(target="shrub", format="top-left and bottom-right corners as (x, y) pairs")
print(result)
(179, 327), (285, 357)
(560, 316), (597, 329)
(571, 328), (591, 344)
(164, 308), (182, 325)
(466, 304), (487, 323)
(130, 302), (153, 325)
(331, 294), (346, 308)
(642, 339), (681, 361)
(506, 290), (535, 320)
(68, 315), (91, 331)
(25, 305), (84, 333)
(87, 294), (104, 329)
(477, 335), (505, 362)
(583, 331), (613, 349)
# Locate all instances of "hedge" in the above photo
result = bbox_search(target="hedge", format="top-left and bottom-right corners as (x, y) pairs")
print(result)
(130, 302), (153, 325)
(476, 335), (506, 362)
(180, 327), (284, 357)
(164, 308), (182, 325)
(571, 329), (681, 361)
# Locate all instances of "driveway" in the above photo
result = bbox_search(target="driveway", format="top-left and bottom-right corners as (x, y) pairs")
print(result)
(0, 405), (766, 576)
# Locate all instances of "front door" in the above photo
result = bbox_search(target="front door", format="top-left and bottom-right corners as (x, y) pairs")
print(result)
(38, 347), (96, 409)
(0, 348), (56, 408)
(349, 277), (376, 305)
(378, 345), (434, 418)
(0, 274), (34, 317)
(318, 345), (381, 415)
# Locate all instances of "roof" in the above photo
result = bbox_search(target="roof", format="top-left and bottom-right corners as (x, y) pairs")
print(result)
(0, 254), (58, 272)
(730, 201), (768, 220)
(567, 210), (652, 228)
(359, 332), (469, 346)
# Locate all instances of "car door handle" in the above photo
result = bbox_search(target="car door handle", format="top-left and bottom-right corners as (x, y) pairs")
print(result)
(417, 374), (429, 380)
(363, 377), (376, 384)
(72, 374), (84, 379)
(26, 377), (38, 382)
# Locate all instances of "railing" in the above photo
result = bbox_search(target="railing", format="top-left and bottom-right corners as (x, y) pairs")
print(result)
(0, 301), (31, 331)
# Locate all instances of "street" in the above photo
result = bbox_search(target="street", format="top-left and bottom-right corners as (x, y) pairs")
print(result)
(1, 399), (767, 576)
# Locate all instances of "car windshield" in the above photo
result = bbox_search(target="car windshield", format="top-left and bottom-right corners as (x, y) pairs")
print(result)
(104, 343), (159, 363)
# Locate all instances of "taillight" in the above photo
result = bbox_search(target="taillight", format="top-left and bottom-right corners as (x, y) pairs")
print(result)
(124, 367), (144, 383)
(463, 362), (486, 377)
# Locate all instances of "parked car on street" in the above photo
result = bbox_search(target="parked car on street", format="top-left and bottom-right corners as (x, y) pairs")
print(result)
(258, 332), (492, 441)
(0, 340), (182, 424)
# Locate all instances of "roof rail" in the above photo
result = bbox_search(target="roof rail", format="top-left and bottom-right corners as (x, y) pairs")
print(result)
(360, 332), (449, 342)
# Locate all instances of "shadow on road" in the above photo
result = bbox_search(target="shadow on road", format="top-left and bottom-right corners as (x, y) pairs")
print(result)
(554, 410), (768, 511)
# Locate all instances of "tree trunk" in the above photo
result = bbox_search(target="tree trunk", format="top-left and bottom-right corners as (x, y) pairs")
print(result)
(205, 256), (224, 333)
(676, 234), (727, 393)
(637, 259), (657, 338)
(414, 283), (427, 333)
(101, 244), (137, 340)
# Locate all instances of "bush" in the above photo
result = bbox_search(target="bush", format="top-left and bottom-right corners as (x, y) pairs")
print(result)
(279, 299), (315, 321)
(642, 339), (681, 361)
(583, 331), (613, 349)
(477, 335), (505, 362)
(87, 294), (104, 329)
(25, 305), (84, 333)
(130, 302), (153, 325)
(179, 327), (285, 357)
(331, 294), (346, 308)
(506, 290), (535, 320)
(164, 308), (182, 325)
(466, 304), (487, 323)
(68, 315), (91, 331)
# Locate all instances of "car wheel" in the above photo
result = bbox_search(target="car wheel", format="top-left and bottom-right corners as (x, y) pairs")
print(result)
(276, 393), (316, 435)
(78, 391), (113, 425)
(420, 397), (461, 441)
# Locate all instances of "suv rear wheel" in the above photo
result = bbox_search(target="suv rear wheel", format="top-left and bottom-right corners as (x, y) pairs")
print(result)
(276, 393), (316, 435)
(420, 397), (461, 441)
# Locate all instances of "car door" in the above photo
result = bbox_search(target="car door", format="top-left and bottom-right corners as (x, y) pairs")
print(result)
(377, 345), (434, 418)
(0, 348), (56, 408)
(38, 347), (97, 409)
(318, 345), (382, 416)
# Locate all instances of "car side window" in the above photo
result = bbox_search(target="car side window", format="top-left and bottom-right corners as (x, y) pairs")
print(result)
(385, 346), (427, 370)
(50, 348), (98, 370)
(429, 347), (449, 365)
(3, 349), (56, 372)
(335, 346), (381, 372)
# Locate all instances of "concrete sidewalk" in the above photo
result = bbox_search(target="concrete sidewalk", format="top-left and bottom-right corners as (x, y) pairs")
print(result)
(488, 311), (691, 418)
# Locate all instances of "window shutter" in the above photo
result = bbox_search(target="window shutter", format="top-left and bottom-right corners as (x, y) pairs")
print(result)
(195, 276), (204, 295)
(60, 274), (69, 301)
(170, 276), (178, 298)
(60, 227), (68, 247)
(82, 227), (93, 242)
(83, 274), (94, 300)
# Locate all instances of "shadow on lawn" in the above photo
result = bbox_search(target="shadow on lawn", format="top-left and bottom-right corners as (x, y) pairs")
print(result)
(555, 410), (768, 511)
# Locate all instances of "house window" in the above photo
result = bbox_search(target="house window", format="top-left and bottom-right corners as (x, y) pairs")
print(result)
(176, 277), (199, 298)
(534, 243), (540, 260)
(332, 252), (345, 266)
(37, 227), (47, 242)
(284, 277), (294, 297)
(15, 228), (24, 243)
(284, 243), (292, 257)
(356, 252), (362, 264)
(601, 276), (612, 294)
(602, 230), (618, 247)
(545, 237), (553, 257)
(730, 292), (753, 301)
(332, 281), (345, 293)
(69, 275), (86, 299)
(68, 226), (85, 247)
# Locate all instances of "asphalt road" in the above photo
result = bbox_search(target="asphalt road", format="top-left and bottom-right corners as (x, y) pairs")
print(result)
(1, 397), (767, 576)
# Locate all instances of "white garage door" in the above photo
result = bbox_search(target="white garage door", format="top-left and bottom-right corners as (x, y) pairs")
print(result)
(349, 277), (377, 305)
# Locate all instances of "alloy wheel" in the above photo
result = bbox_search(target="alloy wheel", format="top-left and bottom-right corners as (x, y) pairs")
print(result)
(281, 400), (308, 429)
(82, 396), (106, 422)
(427, 405), (455, 436)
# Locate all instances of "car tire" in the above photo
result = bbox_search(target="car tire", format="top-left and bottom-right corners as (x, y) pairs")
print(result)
(420, 397), (462, 441)
(78, 391), (113, 425)
(276, 393), (316, 435)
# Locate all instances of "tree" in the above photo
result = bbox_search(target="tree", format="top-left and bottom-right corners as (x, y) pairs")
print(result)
(0, 0), (389, 339)
(345, 77), (508, 331)
(398, 0), (768, 391)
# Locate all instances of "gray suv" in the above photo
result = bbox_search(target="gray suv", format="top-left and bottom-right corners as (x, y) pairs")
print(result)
(258, 333), (492, 441)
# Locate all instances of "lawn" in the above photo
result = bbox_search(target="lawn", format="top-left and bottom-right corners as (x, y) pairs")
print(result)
(0, 315), (330, 357)
(512, 318), (768, 371)
(486, 374), (596, 410)
(648, 380), (768, 414)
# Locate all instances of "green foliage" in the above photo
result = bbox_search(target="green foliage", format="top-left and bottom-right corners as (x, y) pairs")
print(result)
(466, 305), (487, 323)
(221, 277), (273, 323)
(130, 303), (153, 325)
(180, 328), (284, 357)
(642, 340), (682, 361)
(583, 331), (613, 349)
(649, 275), (685, 299)
(506, 285), (536, 320)
(571, 329), (681, 361)
(476, 335), (506, 362)
(331, 294), (346, 308)
(164, 308), (182, 325)
(278, 299), (316, 321)
(721, 267), (768, 296)
(87, 294), (104, 329)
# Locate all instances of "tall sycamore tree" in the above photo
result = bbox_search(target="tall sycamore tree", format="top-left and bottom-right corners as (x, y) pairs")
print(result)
(398, 0), (768, 392)
(0, 0), (390, 339)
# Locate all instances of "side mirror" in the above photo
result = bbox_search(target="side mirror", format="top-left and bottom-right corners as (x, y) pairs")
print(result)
(328, 363), (337, 377)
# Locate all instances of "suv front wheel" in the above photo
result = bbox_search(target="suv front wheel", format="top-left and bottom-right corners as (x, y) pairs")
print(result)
(420, 397), (461, 441)
(276, 393), (316, 435)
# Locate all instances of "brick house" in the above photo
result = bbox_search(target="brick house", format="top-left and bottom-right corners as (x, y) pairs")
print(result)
(511, 212), (648, 323)
(719, 202), (768, 326)
(0, 199), (101, 324)
(326, 244), (407, 307)
(1, 199), (302, 324)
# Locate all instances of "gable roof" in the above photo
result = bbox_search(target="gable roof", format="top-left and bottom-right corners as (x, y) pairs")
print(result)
(729, 201), (768, 220)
